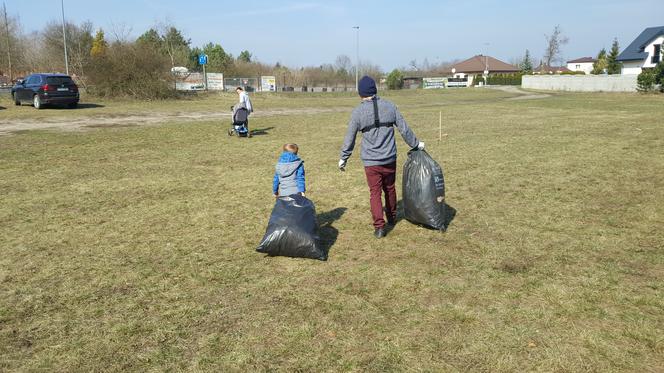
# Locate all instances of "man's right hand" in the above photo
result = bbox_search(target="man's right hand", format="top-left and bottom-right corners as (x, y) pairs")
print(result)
(338, 159), (347, 171)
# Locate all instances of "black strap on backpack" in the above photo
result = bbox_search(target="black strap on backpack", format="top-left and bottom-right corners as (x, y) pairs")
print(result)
(361, 97), (396, 133)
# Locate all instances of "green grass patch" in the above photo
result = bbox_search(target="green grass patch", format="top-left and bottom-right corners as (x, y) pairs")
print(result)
(1, 89), (663, 371)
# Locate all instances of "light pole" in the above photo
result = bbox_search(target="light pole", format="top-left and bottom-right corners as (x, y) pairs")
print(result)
(61, 0), (69, 75)
(353, 26), (359, 92)
(483, 42), (490, 85)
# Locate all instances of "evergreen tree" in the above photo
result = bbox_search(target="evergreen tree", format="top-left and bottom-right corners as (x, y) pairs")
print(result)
(90, 29), (107, 57)
(202, 43), (232, 72)
(238, 50), (252, 63)
(161, 27), (190, 68)
(592, 48), (607, 74)
(654, 61), (664, 92)
(136, 28), (162, 50)
(606, 38), (622, 74)
(521, 49), (533, 73)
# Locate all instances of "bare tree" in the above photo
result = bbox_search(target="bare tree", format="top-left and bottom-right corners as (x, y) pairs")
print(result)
(334, 55), (352, 89)
(543, 25), (569, 67)
(2, 2), (12, 80)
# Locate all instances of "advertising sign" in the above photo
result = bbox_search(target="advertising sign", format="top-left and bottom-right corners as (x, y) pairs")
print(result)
(207, 73), (224, 90)
(261, 76), (276, 92)
(423, 77), (446, 89)
(175, 72), (205, 91)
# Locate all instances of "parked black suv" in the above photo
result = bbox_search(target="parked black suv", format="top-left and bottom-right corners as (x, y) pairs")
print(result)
(12, 73), (80, 109)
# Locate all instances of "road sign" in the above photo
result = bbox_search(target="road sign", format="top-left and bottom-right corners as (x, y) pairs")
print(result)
(198, 54), (208, 65)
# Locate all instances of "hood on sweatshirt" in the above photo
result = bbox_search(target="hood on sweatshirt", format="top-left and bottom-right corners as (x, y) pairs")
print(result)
(276, 151), (302, 177)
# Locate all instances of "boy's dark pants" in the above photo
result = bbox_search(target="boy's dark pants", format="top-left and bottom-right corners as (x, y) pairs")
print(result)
(364, 162), (397, 229)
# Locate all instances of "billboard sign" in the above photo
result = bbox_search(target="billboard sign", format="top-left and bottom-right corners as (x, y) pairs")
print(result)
(207, 73), (224, 90)
(423, 77), (446, 89)
(175, 72), (205, 91)
(261, 76), (276, 92)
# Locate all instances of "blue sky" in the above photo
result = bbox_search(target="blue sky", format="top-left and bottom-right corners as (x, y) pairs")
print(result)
(4, 0), (663, 70)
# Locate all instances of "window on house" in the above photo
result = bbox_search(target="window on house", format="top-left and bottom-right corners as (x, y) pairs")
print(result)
(653, 44), (661, 64)
(576, 64), (581, 70)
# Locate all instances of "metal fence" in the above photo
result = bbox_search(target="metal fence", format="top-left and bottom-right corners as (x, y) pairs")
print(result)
(224, 78), (259, 92)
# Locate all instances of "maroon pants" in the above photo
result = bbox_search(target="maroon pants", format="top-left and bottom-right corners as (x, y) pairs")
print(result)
(364, 162), (397, 229)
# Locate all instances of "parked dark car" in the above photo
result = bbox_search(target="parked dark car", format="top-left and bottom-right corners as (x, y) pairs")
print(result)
(11, 73), (79, 109)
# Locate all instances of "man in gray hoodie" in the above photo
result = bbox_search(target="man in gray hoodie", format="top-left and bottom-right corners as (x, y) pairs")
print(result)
(339, 76), (424, 238)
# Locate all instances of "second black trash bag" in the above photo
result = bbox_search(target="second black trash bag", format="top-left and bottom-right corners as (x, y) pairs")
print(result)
(402, 149), (446, 230)
(256, 194), (327, 260)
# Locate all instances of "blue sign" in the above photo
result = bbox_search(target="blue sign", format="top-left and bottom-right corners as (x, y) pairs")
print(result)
(198, 54), (208, 65)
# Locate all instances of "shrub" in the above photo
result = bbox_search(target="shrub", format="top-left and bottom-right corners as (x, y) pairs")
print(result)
(87, 42), (177, 99)
(636, 69), (656, 93)
(654, 62), (664, 92)
(386, 69), (404, 90)
(486, 73), (522, 85)
(560, 71), (586, 75)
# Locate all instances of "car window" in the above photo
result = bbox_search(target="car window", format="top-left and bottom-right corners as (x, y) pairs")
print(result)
(46, 76), (74, 85)
(27, 75), (41, 85)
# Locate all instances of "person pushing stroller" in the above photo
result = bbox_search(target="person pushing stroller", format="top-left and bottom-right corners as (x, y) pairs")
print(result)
(230, 86), (253, 137)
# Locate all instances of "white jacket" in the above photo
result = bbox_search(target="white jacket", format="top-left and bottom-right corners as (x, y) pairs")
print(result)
(238, 91), (253, 113)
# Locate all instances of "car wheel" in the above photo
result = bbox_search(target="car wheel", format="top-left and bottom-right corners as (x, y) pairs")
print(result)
(68, 102), (78, 109)
(13, 93), (20, 106)
(33, 95), (42, 110)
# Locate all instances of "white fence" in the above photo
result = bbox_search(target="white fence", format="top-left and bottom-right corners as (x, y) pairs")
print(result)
(522, 75), (638, 92)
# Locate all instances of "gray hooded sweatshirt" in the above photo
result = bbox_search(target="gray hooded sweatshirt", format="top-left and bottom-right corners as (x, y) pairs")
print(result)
(340, 96), (419, 166)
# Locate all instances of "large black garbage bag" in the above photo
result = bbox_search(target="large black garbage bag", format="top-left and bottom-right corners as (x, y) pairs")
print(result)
(256, 194), (326, 260)
(402, 149), (446, 230)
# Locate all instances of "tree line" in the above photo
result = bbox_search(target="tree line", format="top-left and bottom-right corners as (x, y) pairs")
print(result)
(0, 11), (393, 98)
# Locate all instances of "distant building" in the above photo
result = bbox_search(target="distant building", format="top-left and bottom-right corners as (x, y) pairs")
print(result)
(448, 55), (520, 78)
(566, 57), (596, 74)
(617, 26), (664, 75)
(533, 64), (571, 74)
(402, 76), (423, 89)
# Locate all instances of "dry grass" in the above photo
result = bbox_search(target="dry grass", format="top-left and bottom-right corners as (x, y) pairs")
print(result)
(1, 89), (663, 371)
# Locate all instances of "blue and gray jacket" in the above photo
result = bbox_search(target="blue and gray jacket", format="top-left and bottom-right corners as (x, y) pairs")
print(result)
(272, 152), (306, 196)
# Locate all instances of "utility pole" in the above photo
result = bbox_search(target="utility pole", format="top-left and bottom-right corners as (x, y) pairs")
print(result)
(353, 26), (359, 92)
(61, 0), (69, 75)
(2, 2), (11, 81)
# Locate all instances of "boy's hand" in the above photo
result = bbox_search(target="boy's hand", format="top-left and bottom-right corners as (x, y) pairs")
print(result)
(273, 193), (278, 198)
(301, 192), (306, 197)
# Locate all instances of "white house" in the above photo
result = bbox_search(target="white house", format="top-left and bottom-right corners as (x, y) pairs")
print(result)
(566, 57), (596, 74)
(617, 26), (664, 75)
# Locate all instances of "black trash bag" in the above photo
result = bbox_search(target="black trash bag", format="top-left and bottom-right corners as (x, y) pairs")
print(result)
(402, 149), (446, 230)
(256, 194), (326, 260)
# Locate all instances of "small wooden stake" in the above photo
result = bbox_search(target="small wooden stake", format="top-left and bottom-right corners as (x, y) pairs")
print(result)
(439, 111), (442, 141)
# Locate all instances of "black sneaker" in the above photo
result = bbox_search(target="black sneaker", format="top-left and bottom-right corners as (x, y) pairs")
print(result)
(374, 228), (386, 238)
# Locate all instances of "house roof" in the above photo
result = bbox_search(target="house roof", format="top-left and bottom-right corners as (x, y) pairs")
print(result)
(451, 55), (520, 73)
(567, 57), (596, 63)
(617, 26), (664, 61)
(533, 65), (571, 73)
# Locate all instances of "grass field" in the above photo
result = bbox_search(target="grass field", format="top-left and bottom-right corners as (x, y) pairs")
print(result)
(1, 88), (663, 371)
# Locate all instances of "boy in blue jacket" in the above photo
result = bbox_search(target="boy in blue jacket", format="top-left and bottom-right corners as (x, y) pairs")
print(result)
(273, 143), (306, 197)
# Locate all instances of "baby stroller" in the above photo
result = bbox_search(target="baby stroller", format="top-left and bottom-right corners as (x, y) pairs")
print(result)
(228, 106), (250, 137)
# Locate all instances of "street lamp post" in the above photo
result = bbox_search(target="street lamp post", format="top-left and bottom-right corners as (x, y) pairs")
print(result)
(353, 26), (359, 92)
(61, 0), (69, 75)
